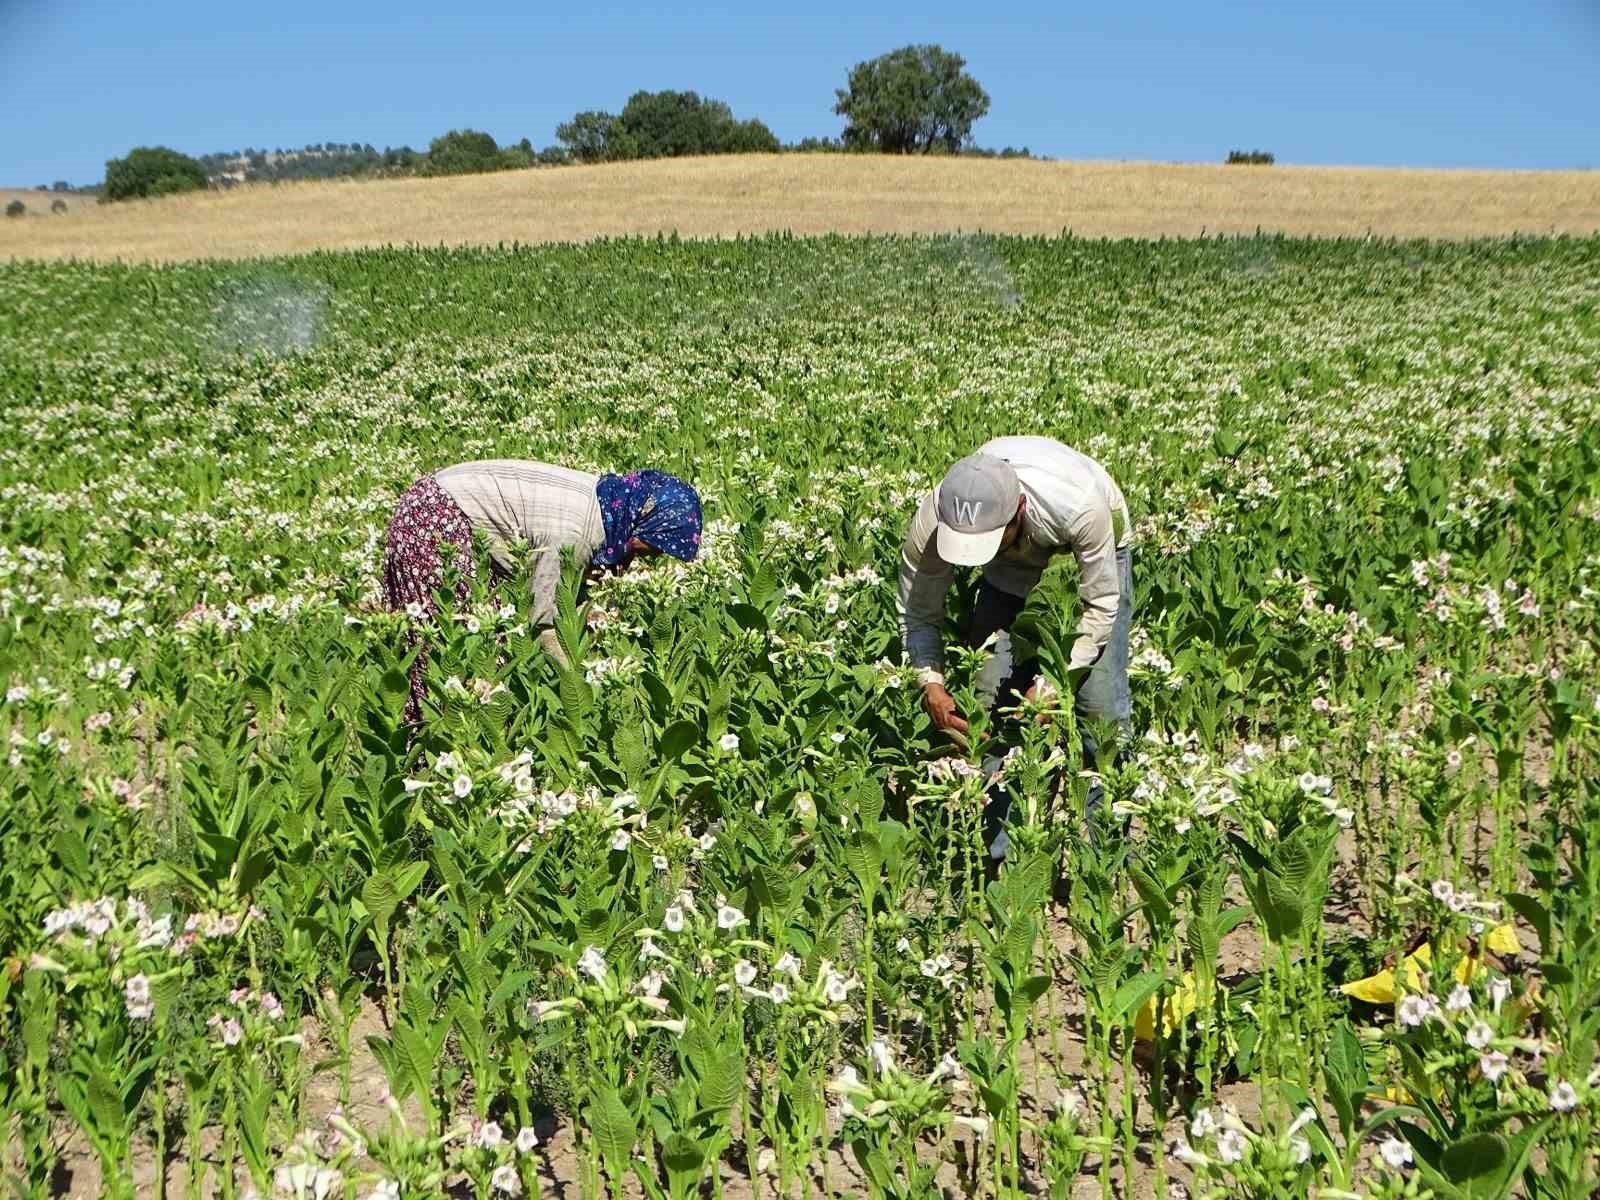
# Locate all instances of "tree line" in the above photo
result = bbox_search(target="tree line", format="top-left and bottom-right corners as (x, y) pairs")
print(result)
(82, 44), (1271, 202)
(94, 45), (1023, 201)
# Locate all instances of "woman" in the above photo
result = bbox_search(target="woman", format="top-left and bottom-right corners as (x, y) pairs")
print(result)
(383, 459), (701, 723)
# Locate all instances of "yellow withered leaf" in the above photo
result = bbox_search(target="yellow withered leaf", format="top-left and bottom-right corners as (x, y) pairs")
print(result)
(1485, 923), (1521, 956)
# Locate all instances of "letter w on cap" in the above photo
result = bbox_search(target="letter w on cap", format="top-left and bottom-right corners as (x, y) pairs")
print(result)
(950, 498), (984, 526)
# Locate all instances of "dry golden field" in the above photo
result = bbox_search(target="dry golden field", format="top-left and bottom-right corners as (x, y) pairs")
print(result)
(3, 154), (1598, 262)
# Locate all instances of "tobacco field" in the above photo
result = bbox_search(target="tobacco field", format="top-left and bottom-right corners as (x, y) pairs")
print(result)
(2, 234), (1599, 1200)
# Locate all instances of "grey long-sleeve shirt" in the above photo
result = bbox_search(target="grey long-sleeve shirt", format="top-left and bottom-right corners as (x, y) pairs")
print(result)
(896, 436), (1131, 683)
(433, 460), (606, 664)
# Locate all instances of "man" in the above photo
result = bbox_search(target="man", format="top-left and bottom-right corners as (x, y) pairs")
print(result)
(896, 435), (1133, 841)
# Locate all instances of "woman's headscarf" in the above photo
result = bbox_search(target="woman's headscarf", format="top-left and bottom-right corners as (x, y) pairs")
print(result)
(592, 470), (702, 566)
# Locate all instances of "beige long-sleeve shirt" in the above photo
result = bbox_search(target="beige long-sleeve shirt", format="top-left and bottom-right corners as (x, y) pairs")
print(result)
(433, 460), (606, 663)
(896, 436), (1131, 683)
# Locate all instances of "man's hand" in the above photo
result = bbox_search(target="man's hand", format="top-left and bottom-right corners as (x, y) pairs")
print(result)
(922, 682), (971, 740)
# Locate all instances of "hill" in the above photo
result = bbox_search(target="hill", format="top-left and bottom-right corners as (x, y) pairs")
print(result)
(2, 154), (1597, 262)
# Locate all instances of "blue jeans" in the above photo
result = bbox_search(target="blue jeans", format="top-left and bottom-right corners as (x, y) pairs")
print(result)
(968, 546), (1133, 849)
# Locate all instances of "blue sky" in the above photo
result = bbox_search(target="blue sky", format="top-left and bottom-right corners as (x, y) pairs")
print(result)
(2, 0), (1596, 185)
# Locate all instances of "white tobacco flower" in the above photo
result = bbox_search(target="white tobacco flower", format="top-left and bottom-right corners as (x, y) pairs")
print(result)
(1488, 977), (1512, 1011)
(663, 906), (685, 933)
(1399, 994), (1438, 1027)
(1446, 984), (1473, 1012)
(516, 1126), (539, 1154)
(1430, 879), (1455, 904)
(1171, 1138), (1206, 1166)
(1466, 1021), (1494, 1049)
(716, 904), (746, 931)
(734, 959), (757, 986)
(1214, 1128), (1246, 1164)
(1549, 1080), (1579, 1112)
(609, 828), (631, 852)
(576, 945), (607, 982)
(490, 1164), (522, 1195)
(452, 774), (473, 799)
(774, 953), (801, 977)
(473, 1119), (504, 1149)
(125, 974), (153, 1020)
(1379, 1136), (1413, 1169)
(1479, 1050), (1509, 1081)
(867, 1038), (893, 1073)
(718, 733), (740, 753)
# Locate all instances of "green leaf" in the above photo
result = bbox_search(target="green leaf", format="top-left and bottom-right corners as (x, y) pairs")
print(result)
(87, 1068), (127, 1139)
(586, 1084), (638, 1168)
(657, 720), (699, 761)
(1112, 970), (1165, 1021)
(362, 872), (401, 938)
(697, 1051), (745, 1112)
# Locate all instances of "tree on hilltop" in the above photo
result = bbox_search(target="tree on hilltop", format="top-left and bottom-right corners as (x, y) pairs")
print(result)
(422, 129), (505, 176)
(103, 146), (208, 201)
(833, 44), (991, 153)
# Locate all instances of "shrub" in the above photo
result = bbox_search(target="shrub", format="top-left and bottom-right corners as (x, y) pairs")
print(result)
(104, 146), (209, 201)
(422, 129), (505, 177)
(5, 199), (25, 218)
(1226, 149), (1276, 165)
(51, 199), (68, 214)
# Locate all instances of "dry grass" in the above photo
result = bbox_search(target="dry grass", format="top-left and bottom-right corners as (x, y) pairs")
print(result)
(0, 187), (102, 220)
(2, 154), (1598, 263)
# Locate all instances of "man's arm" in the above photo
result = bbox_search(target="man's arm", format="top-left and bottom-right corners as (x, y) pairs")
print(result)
(896, 490), (954, 683)
(896, 490), (974, 739)
(1067, 504), (1122, 670)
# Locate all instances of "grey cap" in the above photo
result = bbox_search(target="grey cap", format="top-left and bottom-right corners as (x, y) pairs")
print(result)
(935, 451), (1021, 566)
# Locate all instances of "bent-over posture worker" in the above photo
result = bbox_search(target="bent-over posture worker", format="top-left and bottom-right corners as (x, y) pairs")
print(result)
(383, 460), (702, 723)
(896, 435), (1133, 834)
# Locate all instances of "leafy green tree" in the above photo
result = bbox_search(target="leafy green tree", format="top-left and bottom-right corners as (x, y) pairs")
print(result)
(557, 92), (778, 162)
(833, 44), (991, 153)
(556, 111), (628, 164)
(103, 146), (209, 201)
(421, 129), (504, 177)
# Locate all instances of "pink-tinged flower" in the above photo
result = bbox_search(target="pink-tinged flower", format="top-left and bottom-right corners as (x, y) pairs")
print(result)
(1479, 1050), (1509, 1081)
(472, 1118), (504, 1149)
(1430, 879), (1455, 904)
(609, 828), (631, 852)
(220, 1018), (244, 1046)
(260, 992), (284, 1021)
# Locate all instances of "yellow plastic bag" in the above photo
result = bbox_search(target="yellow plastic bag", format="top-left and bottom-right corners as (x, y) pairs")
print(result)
(1136, 972), (1198, 1042)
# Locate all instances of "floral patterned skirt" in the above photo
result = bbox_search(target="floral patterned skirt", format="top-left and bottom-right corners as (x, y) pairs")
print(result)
(382, 474), (481, 724)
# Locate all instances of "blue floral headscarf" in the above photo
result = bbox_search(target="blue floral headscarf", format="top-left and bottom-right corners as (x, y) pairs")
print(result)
(592, 470), (702, 566)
